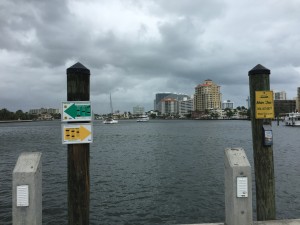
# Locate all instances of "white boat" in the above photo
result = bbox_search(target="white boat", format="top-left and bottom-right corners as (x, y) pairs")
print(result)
(284, 112), (300, 126)
(103, 117), (118, 124)
(103, 93), (118, 124)
(137, 115), (149, 122)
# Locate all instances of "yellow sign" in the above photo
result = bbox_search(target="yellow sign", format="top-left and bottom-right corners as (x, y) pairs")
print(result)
(62, 124), (92, 144)
(255, 91), (274, 119)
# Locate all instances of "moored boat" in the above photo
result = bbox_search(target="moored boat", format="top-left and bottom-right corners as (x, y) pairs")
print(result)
(103, 117), (118, 124)
(284, 112), (300, 126)
(137, 115), (149, 122)
(103, 93), (118, 124)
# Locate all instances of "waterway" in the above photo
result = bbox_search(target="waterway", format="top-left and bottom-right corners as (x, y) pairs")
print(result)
(1, 120), (300, 224)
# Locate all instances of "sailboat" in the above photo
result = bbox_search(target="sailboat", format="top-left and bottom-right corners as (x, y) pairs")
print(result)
(103, 93), (118, 124)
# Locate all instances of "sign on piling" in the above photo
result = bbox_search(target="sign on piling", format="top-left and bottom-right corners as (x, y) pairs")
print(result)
(65, 62), (91, 225)
(62, 101), (92, 121)
(248, 64), (276, 221)
(255, 91), (274, 119)
(62, 123), (92, 144)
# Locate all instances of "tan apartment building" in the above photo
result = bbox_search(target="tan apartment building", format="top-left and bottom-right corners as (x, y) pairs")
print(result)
(194, 79), (222, 112)
(161, 98), (178, 115)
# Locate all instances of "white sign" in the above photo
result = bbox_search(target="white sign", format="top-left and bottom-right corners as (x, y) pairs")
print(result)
(237, 177), (248, 198)
(62, 101), (92, 122)
(17, 185), (29, 207)
(62, 123), (93, 144)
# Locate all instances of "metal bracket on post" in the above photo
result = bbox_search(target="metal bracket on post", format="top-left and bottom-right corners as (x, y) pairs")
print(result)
(225, 148), (252, 225)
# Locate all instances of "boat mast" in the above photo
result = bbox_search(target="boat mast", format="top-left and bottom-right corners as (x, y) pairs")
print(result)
(110, 93), (113, 114)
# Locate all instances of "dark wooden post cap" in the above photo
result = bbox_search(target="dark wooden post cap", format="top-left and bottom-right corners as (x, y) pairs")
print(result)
(67, 62), (90, 75)
(248, 64), (270, 76)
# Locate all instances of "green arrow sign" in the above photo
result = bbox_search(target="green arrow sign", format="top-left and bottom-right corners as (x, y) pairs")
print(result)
(62, 102), (92, 121)
(64, 103), (77, 119)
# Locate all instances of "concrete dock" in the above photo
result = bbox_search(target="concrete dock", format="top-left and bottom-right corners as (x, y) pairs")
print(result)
(183, 219), (300, 225)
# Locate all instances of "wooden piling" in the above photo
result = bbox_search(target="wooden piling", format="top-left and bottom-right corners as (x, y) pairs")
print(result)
(66, 62), (90, 225)
(248, 64), (276, 220)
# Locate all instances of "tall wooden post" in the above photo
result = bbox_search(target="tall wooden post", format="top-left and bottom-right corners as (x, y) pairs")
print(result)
(67, 62), (90, 225)
(248, 64), (276, 220)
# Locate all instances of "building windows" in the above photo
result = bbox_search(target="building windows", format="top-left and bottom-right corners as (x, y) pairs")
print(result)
(194, 79), (222, 112)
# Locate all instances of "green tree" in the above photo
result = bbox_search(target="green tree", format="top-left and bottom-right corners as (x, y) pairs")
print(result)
(15, 110), (24, 120)
(210, 112), (219, 119)
(150, 113), (156, 119)
(186, 110), (192, 119)
(0, 108), (11, 120)
(226, 110), (234, 119)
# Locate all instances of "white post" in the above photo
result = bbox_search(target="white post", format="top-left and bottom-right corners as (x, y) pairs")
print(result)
(12, 152), (42, 225)
(224, 148), (252, 225)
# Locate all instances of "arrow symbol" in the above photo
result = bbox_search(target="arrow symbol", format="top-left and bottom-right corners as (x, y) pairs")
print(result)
(63, 124), (92, 144)
(64, 103), (77, 119)
(79, 125), (91, 141)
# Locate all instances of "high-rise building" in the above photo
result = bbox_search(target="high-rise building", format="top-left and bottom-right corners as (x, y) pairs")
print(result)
(274, 100), (296, 115)
(133, 105), (144, 115)
(160, 98), (178, 115)
(154, 92), (172, 111)
(274, 91), (287, 100)
(194, 79), (222, 112)
(297, 87), (300, 111)
(178, 97), (194, 116)
(222, 100), (234, 109)
(154, 92), (190, 114)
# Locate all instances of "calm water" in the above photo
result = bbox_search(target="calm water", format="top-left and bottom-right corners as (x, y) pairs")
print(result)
(1, 120), (300, 224)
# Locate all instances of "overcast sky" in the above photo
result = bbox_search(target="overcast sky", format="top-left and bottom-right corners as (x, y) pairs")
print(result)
(1, 0), (300, 114)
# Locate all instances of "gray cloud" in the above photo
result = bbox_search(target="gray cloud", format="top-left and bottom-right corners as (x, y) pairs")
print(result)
(1, 0), (300, 113)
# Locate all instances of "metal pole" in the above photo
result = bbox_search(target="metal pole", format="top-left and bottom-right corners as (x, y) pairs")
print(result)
(66, 62), (90, 225)
(248, 64), (276, 220)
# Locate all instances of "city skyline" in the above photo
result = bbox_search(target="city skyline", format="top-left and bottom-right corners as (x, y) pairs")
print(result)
(1, 1), (300, 114)
(18, 87), (297, 115)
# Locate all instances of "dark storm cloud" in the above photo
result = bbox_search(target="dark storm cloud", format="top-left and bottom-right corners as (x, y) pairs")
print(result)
(1, 0), (300, 113)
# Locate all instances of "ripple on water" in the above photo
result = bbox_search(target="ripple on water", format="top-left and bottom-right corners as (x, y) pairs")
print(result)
(1, 120), (300, 224)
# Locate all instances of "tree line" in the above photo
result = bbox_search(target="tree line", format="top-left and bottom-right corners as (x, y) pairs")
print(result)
(0, 108), (62, 120)
(0, 108), (37, 120)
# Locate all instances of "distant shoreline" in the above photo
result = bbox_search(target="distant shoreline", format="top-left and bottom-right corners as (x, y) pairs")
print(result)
(0, 120), (33, 123)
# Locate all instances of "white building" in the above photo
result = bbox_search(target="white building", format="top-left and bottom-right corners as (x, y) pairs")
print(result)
(133, 105), (144, 115)
(178, 97), (193, 116)
(274, 91), (287, 100)
(155, 92), (190, 113)
(29, 108), (59, 114)
(161, 98), (178, 115)
(222, 100), (234, 110)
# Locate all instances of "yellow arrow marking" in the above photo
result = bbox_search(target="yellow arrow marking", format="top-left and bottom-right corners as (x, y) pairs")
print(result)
(64, 126), (91, 141)
(79, 125), (91, 141)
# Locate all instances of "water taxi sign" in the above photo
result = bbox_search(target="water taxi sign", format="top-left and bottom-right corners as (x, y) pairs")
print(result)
(62, 101), (92, 121)
(62, 123), (93, 144)
(255, 91), (274, 119)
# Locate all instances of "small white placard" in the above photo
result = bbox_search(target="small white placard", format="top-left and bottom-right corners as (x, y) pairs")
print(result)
(237, 177), (248, 198)
(17, 185), (29, 207)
